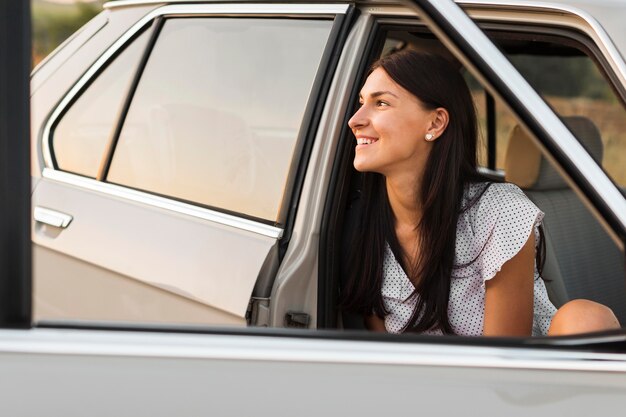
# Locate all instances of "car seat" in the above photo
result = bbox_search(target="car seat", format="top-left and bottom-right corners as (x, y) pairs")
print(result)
(505, 116), (626, 322)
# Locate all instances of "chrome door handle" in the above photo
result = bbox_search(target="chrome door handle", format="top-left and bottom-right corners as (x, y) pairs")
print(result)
(34, 207), (73, 228)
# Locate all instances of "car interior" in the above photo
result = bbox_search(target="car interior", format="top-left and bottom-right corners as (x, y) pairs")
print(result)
(321, 22), (626, 332)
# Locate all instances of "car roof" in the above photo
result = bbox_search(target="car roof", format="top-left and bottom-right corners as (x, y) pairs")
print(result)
(101, 0), (626, 10)
(102, 0), (626, 57)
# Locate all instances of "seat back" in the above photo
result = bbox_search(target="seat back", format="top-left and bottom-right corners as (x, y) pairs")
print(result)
(505, 116), (626, 320)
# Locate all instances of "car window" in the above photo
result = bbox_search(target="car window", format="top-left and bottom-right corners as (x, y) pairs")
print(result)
(106, 18), (333, 222)
(331, 25), (626, 331)
(475, 31), (626, 188)
(52, 29), (151, 178)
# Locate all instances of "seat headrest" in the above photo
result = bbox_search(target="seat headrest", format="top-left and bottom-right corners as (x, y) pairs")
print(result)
(505, 116), (603, 191)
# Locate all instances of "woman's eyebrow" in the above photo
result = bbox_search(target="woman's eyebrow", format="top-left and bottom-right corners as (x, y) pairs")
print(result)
(358, 90), (399, 100)
(369, 90), (399, 98)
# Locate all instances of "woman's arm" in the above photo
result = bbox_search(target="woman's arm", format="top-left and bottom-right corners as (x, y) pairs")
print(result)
(482, 232), (535, 337)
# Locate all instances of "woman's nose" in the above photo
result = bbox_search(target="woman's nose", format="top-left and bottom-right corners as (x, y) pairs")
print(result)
(348, 105), (369, 131)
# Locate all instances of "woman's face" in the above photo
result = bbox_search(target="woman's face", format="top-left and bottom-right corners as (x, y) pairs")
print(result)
(348, 67), (436, 176)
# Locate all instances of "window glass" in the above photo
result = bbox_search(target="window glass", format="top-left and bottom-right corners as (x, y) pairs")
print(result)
(52, 29), (150, 178)
(107, 18), (333, 221)
(483, 38), (626, 187)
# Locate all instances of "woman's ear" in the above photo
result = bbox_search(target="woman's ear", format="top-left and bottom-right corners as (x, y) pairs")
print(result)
(425, 108), (449, 141)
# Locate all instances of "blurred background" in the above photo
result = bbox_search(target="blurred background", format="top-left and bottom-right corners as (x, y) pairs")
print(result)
(33, 0), (104, 66)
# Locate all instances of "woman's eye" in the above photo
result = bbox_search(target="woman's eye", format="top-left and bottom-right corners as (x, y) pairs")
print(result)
(376, 100), (389, 107)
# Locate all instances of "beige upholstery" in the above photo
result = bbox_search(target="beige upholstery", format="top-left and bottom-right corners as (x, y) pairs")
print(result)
(504, 125), (542, 189)
(506, 116), (604, 191)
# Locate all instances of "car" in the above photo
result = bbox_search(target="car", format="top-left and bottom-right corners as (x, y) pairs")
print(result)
(4, 0), (626, 414)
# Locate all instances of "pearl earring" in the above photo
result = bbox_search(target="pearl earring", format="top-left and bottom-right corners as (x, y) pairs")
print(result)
(425, 133), (434, 141)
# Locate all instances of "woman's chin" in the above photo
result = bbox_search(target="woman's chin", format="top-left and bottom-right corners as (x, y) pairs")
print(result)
(353, 158), (378, 173)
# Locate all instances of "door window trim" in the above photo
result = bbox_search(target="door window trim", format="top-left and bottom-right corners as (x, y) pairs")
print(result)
(42, 168), (283, 239)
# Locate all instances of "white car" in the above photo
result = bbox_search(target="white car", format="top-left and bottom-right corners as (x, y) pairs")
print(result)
(2, 0), (626, 414)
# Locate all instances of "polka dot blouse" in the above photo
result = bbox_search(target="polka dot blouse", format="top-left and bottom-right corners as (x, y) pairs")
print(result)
(382, 182), (557, 336)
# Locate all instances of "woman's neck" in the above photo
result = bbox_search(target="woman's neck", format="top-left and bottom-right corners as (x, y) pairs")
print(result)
(385, 171), (423, 229)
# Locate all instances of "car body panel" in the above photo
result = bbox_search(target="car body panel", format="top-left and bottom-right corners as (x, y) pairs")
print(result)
(10, 0), (626, 414)
(1, 328), (626, 415)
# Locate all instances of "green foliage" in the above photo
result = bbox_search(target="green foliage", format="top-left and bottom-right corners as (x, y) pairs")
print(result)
(32, 1), (103, 66)
(509, 55), (615, 101)
(465, 53), (616, 104)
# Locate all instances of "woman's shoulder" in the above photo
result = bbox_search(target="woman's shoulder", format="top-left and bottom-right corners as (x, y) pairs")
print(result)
(466, 181), (524, 198)
(464, 181), (530, 211)
(462, 180), (543, 230)
(462, 181), (543, 231)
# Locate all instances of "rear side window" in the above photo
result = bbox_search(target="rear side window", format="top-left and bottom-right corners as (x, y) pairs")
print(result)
(107, 18), (332, 221)
(52, 29), (151, 178)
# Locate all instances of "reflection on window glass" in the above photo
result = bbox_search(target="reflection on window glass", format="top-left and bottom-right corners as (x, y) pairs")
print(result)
(108, 18), (333, 221)
(53, 29), (150, 178)
(508, 53), (626, 186)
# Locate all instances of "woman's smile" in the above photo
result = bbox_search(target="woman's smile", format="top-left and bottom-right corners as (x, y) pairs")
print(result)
(355, 136), (379, 147)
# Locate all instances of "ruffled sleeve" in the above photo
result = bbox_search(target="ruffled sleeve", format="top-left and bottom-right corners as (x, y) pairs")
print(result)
(471, 183), (544, 284)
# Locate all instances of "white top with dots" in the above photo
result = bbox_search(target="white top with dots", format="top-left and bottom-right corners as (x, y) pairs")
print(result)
(382, 182), (557, 336)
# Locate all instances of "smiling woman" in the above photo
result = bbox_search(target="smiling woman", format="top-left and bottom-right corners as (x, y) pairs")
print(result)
(339, 50), (620, 337)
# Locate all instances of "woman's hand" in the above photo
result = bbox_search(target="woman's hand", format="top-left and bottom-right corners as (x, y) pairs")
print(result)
(482, 232), (535, 337)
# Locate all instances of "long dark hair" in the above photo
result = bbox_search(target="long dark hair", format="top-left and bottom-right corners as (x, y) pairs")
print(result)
(339, 51), (491, 334)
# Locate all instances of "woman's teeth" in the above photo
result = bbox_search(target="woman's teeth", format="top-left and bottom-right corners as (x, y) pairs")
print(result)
(357, 138), (377, 145)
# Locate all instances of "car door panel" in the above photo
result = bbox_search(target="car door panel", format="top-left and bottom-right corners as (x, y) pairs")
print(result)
(32, 174), (276, 323)
(31, 3), (345, 326)
(34, 246), (244, 325)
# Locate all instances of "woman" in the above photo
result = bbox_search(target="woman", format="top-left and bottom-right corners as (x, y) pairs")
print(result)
(340, 50), (619, 336)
